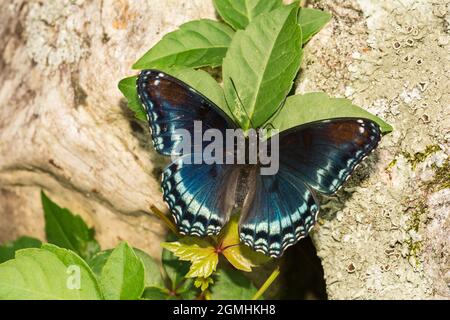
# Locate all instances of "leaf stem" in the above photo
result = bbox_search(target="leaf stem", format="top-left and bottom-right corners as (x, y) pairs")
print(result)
(251, 266), (281, 300)
(149, 205), (179, 235)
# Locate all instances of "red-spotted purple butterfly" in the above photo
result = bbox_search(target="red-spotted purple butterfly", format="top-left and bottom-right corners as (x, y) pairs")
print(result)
(137, 69), (381, 258)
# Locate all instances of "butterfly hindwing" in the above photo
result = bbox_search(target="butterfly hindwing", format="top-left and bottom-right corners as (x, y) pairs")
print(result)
(137, 69), (237, 156)
(240, 167), (319, 258)
(162, 153), (240, 236)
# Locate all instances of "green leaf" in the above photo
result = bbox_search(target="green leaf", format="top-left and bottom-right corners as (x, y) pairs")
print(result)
(87, 249), (112, 277)
(223, 3), (302, 129)
(134, 248), (165, 288)
(99, 242), (145, 300)
(0, 236), (42, 263)
(41, 191), (100, 260)
(0, 246), (102, 300)
(161, 237), (218, 279)
(210, 266), (258, 300)
(88, 248), (164, 289)
(213, 0), (283, 30)
(162, 248), (191, 290)
(118, 76), (147, 121)
(133, 19), (234, 70)
(141, 287), (172, 300)
(271, 92), (393, 134)
(194, 277), (214, 291)
(298, 8), (332, 44)
(219, 215), (270, 272)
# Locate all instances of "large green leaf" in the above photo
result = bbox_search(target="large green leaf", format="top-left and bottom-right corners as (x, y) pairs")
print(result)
(99, 242), (145, 300)
(118, 76), (147, 121)
(133, 19), (234, 70)
(213, 0), (283, 30)
(271, 92), (393, 134)
(298, 8), (332, 44)
(162, 248), (191, 291)
(223, 3), (302, 129)
(0, 246), (102, 300)
(0, 236), (42, 263)
(210, 266), (258, 300)
(41, 191), (100, 260)
(88, 248), (164, 289)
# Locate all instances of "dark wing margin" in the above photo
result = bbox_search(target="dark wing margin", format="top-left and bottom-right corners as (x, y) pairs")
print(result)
(278, 118), (382, 195)
(137, 69), (237, 156)
(162, 154), (240, 237)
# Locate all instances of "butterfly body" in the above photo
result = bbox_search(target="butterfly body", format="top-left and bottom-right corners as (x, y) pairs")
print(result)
(137, 69), (382, 258)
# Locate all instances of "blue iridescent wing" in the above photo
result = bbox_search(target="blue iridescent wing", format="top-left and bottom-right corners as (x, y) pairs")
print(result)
(239, 118), (381, 257)
(240, 167), (319, 258)
(137, 69), (237, 156)
(162, 153), (240, 236)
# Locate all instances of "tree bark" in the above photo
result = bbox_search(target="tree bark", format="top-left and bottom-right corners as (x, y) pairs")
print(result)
(0, 0), (448, 299)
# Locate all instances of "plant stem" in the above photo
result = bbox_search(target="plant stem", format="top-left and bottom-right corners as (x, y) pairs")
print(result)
(251, 266), (281, 300)
(149, 204), (179, 235)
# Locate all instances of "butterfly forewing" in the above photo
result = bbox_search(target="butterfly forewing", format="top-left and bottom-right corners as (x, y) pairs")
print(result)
(137, 70), (237, 156)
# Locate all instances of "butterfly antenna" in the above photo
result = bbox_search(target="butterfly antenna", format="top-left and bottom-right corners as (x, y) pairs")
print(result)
(229, 77), (256, 128)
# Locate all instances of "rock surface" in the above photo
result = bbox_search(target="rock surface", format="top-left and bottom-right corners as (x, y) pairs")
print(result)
(0, 0), (448, 299)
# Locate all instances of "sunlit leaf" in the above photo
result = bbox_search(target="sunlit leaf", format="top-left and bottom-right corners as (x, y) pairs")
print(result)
(218, 215), (270, 272)
(133, 19), (234, 69)
(213, 0), (283, 30)
(161, 237), (218, 278)
(223, 3), (302, 129)
(298, 8), (332, 44)
(271, 92), (393, 134)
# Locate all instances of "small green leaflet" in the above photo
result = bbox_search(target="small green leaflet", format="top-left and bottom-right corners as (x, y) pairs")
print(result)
(88, 248), (165, 288)
(210, 266), (258, 300)
(298, 8), (332, 44)
(223, 3), (302, 130)
(99, 242), (145, 300)
(271, 92), (393, 134)
(118, 76), (147, 121)
(41, 191), (100, 260)
(133, 19), (234, 70)
(213, 0), (283, 30)
(0, 236), (42, 263)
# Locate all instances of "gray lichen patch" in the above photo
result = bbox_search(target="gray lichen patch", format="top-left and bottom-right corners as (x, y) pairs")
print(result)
(24, 0), (90, 71)
(304, 0), (450, 299)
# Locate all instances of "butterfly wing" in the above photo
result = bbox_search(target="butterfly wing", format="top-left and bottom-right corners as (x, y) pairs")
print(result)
(278, 118), (381, 194)
(239, 118), (382, 257)
(240, 167), (319, 258)
(162, 153), (240, 236)
(137, 69), (237, 155)
(138, 70), (240, 235)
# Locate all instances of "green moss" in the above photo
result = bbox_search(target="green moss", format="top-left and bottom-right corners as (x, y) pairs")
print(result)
(385, 158), (397, 171)
(404, 201), (426, 266)
(402, 144), (441, 170)
(428, 158), (450, 191)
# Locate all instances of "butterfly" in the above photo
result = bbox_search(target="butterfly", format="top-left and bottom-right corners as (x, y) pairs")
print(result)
(137, 69), (381, 258)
